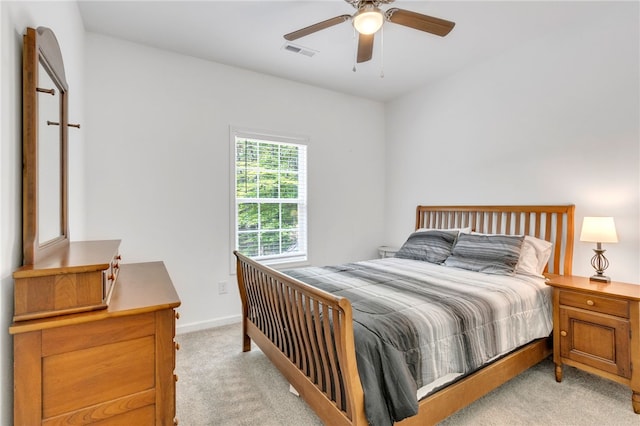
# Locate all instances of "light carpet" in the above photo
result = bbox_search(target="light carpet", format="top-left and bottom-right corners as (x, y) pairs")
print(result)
(176, 323), (639, 425)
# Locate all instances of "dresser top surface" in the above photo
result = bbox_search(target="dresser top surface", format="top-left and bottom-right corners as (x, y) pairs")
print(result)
(13, 240), (121, 278)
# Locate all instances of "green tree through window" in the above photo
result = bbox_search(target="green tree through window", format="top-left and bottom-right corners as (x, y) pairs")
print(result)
(234, 133), (307, 262)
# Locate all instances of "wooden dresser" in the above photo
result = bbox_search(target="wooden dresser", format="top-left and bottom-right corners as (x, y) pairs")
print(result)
(546, 274), (640, 414)
(10, 258), (181, 425)
(15, 26), (181, 425)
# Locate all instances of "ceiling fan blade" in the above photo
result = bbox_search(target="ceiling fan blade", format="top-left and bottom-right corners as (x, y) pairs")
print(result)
(357, 33), (374, 63)
(284, 15), (351, 41)
(385, 8), (455, 37)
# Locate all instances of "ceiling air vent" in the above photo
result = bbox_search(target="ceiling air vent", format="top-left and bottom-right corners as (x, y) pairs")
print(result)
(282, 43), (317, 58)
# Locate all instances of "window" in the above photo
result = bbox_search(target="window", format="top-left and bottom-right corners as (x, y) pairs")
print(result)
(231, 128), (308, 264)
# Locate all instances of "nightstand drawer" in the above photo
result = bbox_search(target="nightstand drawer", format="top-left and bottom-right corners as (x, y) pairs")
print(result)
(559, 290), (629, 318)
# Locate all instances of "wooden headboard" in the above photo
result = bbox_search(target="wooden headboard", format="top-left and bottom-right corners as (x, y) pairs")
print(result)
(415, 205), (575, 276)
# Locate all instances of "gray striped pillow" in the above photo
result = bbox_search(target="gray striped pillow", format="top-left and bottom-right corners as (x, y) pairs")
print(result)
(395, 230), (459, 264)
(444, 233), (524, 275)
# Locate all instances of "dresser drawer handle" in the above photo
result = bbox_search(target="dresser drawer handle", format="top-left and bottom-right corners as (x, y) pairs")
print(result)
(175, 312), (180, 320)
(174, 374), (179, 382)
(560, 330), (567, 337)
(586, 300), (595, 306)
(175, 342), (180, 351)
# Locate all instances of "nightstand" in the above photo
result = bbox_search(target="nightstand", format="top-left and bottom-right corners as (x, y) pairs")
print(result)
(378, 246), (399, 259)
(545, 274), (640, 414)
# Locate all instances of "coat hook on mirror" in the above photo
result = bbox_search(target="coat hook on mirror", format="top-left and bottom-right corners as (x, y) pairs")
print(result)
(46, 120), (81, 129)
(36, 87), (56, 95)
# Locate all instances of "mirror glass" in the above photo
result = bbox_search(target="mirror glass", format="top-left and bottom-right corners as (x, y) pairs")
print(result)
(37, 60), (63, 244)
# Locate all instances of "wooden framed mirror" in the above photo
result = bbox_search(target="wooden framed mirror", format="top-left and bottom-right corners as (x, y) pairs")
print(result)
(22, 27), (69, 264)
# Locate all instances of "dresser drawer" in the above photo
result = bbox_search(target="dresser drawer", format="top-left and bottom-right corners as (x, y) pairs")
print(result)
(42, 312), (155, 356)
(559, 290), (629, 318)
(42, 336), (155, 417)
(13, 240), (122, 321)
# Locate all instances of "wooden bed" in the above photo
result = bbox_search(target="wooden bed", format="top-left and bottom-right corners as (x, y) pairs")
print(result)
(234, 205), (575, 425)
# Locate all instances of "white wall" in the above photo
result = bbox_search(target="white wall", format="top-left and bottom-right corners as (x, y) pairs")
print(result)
(384, 2), (640, 283)
(83, 34), (386, 332)
(0, 1), (86, 424)
(1, 2), (637, 424)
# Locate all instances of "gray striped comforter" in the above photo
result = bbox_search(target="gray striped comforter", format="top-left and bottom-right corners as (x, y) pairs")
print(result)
(284, 257), (552, 426)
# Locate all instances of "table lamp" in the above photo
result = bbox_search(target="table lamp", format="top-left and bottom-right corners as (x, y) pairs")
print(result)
(579, 217), (618, 282)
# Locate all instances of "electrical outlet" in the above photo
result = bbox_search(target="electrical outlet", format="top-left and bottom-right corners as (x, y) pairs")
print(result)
(218, 281), (228, 294)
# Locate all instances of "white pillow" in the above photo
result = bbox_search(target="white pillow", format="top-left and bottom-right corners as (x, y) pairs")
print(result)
(517, 235), (552, 276)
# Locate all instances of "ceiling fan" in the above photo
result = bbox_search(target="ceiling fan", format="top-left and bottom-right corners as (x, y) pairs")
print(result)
(284, 0), (455, 64)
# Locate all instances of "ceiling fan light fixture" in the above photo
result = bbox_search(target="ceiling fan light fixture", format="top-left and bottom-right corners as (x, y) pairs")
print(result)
(352, 6), (384, 35)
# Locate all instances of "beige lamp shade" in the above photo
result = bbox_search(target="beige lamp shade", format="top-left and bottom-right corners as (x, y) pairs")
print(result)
(579, 217), (618, 243)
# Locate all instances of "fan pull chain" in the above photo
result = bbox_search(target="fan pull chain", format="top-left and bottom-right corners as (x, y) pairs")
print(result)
(380, 26), (384, 78)
(352, 27), (357, 72)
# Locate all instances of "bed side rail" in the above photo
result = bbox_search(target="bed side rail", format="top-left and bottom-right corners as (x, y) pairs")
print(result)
(234, 251), (366, 425)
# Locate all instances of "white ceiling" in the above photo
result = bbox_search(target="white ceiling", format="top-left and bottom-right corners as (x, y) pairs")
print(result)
(78, 0), (613, 102)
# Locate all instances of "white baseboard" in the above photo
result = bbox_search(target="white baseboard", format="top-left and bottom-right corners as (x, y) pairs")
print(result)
(176, 314), (241, 335)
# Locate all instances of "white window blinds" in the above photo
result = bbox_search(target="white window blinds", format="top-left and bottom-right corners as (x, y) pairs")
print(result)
(231, 128), (308, 264)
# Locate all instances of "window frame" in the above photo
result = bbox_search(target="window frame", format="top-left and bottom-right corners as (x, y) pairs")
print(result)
(229, 126), (309, 270)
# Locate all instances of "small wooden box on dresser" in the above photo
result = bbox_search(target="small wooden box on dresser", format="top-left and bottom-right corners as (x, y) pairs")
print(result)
(10, 241), (181, 425)
(546, 274), (640, 414)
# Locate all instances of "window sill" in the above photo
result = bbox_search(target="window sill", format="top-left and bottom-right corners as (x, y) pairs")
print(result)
(263, 256), (310, 270)
(230, 254), (309, 275)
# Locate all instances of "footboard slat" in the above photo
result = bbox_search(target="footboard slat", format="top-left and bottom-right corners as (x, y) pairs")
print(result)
(321, 304), (340, 408)
(294, 290), (310, 374)
(285, 286), (303, 369)
(273, 280), (287, 352)
(302, 297), (316, 381)
(261, 276), (276, 343)
(278, 283), (294, 358)
(273, 278), (285, 347)
(314, 299), (330, 393)
(234, 251), (367, 425)
(331, 306), (345, 414)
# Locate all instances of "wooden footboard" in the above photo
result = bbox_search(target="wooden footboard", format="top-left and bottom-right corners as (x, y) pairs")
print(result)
(234, 251), (367, 425)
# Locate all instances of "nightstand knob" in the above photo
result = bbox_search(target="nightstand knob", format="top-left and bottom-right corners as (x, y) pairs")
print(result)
(560, 330), (567, 337)
(586, 299), (595, 306)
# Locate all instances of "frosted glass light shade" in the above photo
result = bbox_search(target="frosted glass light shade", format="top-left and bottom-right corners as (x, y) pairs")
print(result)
(580, 217), (618, 243)
(353, 7), (384, 35)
